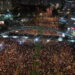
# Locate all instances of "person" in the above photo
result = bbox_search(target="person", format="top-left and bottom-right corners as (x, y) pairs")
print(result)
(52, 7), (58, 16)
(36, 7), (41, 13)
(46, 7), (53, 17)
(65, 9), (70, 19)
(52, 3), (60, 17)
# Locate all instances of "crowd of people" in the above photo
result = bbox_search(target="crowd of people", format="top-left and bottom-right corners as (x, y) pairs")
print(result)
(11, 29), (59, 36)
(0, 1), (74, 75)
(0, 37), (75, 75)
(28, 15), (60, 31)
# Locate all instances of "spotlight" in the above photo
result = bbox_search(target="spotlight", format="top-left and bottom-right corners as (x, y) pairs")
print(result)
(47, 39), (50, 43)
(62, 33), (65, 37)
(58, 37), (63, 41)
(12, 36), (18, 39)
(0, 21), (4, 24)
(69, 40), (75, 42)
(71, 18), (75, 21)
(34, 37), (39, 42)
(2, 34), (8, 38)
(15, 31), (19, 33)
(23, 36), (28, 39)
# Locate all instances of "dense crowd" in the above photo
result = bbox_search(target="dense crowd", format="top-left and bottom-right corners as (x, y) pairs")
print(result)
(12, 29), (59, 36)
(30, 15), (60, 30)
(0, 37), (75, 75)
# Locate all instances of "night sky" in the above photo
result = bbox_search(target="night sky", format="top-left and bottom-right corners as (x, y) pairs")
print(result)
(13, 0), (64, 5)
